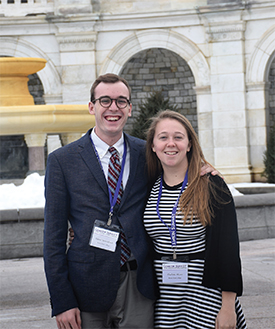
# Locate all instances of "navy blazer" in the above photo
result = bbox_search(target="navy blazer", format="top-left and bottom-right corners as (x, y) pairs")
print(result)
(43, 130), (157, 317)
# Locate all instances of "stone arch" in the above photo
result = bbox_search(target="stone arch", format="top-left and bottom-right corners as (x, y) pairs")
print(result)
(267, 53), (275, 130)
(246, 25), (275, 84)
(100, 29), (210, 88)
(245, 25), (275, 180)
(0, 37), (62, 102)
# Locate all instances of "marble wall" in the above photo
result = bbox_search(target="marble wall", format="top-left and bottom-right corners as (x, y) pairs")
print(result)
(0, 0), (274, 182)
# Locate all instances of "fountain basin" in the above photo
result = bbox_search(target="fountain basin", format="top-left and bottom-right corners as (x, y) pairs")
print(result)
(0, 57), (47, 106)
(0, 104), (94, 135)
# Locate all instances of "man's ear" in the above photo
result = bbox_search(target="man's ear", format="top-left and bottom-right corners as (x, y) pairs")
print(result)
(128, 103), (132, 117)
(88, 102), (95, 115)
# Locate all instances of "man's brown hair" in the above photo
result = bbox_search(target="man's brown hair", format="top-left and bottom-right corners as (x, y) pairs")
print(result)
(90, 73), (131, 102)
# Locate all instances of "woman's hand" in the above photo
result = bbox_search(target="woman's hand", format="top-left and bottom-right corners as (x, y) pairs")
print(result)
(200, 164), (222, 177)
(215, 292), (237, 329)
(68, 227), (74, 245)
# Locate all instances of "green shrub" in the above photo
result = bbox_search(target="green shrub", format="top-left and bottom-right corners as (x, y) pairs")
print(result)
(262, 126), (275, 183)
(130, 91), (179, 140)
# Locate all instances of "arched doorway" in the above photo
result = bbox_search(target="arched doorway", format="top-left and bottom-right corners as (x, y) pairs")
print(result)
(100, 29), (212, 161)
(267, 54), (275, 134)
(120, 48), (197, 135)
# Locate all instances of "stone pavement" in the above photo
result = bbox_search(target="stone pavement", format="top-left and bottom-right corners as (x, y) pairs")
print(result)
(0, 238), (274, 329)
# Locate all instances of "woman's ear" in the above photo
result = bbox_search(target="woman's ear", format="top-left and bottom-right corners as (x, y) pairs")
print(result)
(187, 140), (192, 152)
(152, 144), (155, 152)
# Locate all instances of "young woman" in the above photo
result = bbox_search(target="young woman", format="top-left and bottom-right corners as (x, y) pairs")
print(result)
(143, 110), (247, 329)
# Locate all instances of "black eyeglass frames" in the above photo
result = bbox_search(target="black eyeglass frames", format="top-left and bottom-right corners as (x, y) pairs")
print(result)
(92, 96), (131, 109)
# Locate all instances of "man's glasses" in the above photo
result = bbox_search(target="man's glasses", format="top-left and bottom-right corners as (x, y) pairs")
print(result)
(92, 96), (130, 109)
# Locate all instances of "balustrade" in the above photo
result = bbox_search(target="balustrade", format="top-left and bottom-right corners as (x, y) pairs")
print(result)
(0, 0), (54, 17)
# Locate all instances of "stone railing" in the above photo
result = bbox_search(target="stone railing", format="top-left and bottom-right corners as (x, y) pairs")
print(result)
(0, 0), (54, 17)
(0, 192), (274, 259)
(234, 192), (275, 241)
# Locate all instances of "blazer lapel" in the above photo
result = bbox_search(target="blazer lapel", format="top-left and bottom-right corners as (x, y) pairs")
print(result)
(78, 131), (108, 196)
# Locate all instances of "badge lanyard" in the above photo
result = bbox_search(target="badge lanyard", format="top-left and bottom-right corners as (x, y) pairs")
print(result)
(90, 137), (127, 226)
(156, 169), (188, 260)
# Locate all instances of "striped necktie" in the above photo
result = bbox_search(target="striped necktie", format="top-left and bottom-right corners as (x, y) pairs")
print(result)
(108, 146), (131, 266)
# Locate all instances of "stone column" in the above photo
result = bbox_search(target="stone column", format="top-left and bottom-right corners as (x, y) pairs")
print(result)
(24, 134), (47, 175)
(49, 15), (98, 105)
(194, 85), (214, 164)
(47, 135), (62, 155)
(60, 133), (83, 146)
(246, 82), (268, 181)
(203, 16), (252, 183)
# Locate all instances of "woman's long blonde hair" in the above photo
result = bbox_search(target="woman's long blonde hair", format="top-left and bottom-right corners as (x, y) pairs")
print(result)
(146, 110), (215, 226)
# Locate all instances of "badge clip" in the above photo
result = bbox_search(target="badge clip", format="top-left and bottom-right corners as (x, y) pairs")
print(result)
(107, 212), (113, 226)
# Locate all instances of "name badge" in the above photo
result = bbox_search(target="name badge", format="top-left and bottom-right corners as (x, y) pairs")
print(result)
(162, 262), (188, 284)
(89, 220), (120, 252)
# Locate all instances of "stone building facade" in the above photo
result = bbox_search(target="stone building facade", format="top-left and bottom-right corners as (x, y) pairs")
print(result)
(0, 0), (275, 183)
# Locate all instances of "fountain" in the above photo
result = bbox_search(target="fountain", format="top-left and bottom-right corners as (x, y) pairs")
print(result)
(0, 57), (96, 259)
(0, 57), (95, 175)
(0, 57), (47, 106)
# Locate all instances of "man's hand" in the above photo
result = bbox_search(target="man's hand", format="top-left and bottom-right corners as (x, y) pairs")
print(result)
(200, 163), (222, 177)
(68, 227), (74, 245)
(56, 308), (81, 329)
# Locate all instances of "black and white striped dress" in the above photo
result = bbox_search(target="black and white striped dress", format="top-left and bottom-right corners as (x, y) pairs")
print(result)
(143, 177), (247, 329)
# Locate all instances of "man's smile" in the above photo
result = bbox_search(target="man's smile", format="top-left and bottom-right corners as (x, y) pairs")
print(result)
(105, 115), (120, 122)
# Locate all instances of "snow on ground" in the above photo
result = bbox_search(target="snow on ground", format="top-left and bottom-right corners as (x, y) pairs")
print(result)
(0, 173), (274, 210)
(0, 173), (45, 210)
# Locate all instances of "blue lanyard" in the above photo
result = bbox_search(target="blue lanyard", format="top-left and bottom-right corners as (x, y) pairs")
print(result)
(156, 169), (188, 258)
(90, 136), (127, 225)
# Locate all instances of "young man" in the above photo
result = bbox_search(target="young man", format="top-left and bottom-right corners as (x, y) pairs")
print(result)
(44, 74), (157, 329)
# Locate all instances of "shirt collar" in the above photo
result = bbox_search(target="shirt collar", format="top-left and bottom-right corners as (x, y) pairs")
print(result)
(91, 128), (124, 159)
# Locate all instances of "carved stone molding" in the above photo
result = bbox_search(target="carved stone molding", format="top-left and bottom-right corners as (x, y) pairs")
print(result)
(53, 0), (93, 16)
(206, 21), (246, 42)
(246, 82), (268, 92)
(24, 133), (47, 148)
(56, 32), (97, 52)
(193, 85), (211, 95)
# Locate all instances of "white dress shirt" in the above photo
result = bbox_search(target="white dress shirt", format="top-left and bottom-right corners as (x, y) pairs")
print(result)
(91, 128), (130, 189)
